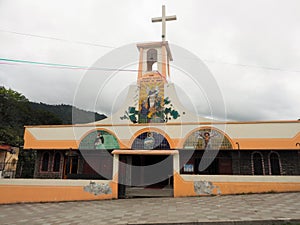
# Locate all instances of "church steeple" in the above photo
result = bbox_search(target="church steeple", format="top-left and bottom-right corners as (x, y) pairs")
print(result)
(133, 6), (178, 124)
(137, 5), (176, 83)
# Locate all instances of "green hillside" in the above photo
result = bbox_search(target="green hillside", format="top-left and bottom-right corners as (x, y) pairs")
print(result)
(30, 102), (107, 125)
(0, 86), (106, 146)
(0, 86), (106, 178)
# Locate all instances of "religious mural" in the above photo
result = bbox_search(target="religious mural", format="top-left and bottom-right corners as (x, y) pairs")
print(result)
(132, 132), (170, 150)
(121, 76), (180, 124)
(79, 130), (119, 150)
(143, 132), (156, 149)
(183, 128), (232, 150)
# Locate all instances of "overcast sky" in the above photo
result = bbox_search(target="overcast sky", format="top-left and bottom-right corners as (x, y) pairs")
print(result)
(0, 0), (299, 121)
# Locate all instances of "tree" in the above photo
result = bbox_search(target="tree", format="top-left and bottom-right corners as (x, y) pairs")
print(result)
(0, 86), (62, 177)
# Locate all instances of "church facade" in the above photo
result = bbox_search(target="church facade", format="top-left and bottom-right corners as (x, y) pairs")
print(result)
(24, 40), (300, 197)
(23, 6), (300, 199)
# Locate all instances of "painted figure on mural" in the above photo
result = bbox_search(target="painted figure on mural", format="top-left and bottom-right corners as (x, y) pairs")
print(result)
(139, 100), (149, 122)
(94, 132), (105, 149)
(146, 86), (161, 118)
(139, 86), (164, 123)
(144, 132), (155, 149)
(196, 131), (217, 149)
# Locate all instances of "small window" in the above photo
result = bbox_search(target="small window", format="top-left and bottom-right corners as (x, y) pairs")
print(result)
(41, 152), (50, 172)
(53, 152), (61, 172)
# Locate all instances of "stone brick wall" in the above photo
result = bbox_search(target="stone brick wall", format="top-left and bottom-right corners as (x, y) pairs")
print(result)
(277, 151), (299, 175)
(232, 151), (252, 175)
(232, 150), (300, 175)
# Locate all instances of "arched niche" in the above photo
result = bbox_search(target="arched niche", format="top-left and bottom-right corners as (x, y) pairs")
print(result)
(183, 128), (233, 150)
(79, 130), (120, 150)
(147, 48), (158, 71)
(131, 131), (170, 150)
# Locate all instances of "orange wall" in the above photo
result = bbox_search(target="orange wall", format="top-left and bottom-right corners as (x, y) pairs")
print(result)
(1, 175), (300, 204)
(0, 183), (116, 204)
(24, 129), (78, 149)
(174, 173), (300, 197)
(233, 135), (300, 149)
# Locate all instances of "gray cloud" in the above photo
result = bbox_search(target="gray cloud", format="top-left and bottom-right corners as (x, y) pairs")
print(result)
(0, 0), (299, 121)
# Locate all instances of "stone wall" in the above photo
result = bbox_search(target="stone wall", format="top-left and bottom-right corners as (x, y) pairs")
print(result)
(232, 150), (300, 175)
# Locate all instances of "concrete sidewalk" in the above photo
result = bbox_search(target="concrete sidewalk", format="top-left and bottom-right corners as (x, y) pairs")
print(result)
(0, 192), (299, 225)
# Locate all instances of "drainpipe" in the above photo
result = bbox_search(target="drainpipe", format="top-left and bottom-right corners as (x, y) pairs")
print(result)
(236, 142), (241, 175)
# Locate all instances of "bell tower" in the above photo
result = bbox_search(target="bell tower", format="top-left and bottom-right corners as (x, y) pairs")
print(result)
(137, 5), (176, 83)
(137, 41), (173, 82)
(134, 5), (177, 123)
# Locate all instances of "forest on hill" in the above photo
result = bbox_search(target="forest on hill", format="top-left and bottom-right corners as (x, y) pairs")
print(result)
(0, 86), (106, 177)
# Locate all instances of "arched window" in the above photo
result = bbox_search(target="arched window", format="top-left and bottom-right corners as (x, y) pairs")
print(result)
(147, 49), (158, 71)
(41, 152), (50, 172)
(79, 130), (119, 150)
(268, 151), (282, 175)
(53, 152), (61, 172)
(251, 151), (265, 175)
(183, 128), (232, 150)
(132, 132), (170, 150)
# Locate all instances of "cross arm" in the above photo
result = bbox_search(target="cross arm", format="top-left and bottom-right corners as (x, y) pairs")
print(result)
(151, 15), (177, 23)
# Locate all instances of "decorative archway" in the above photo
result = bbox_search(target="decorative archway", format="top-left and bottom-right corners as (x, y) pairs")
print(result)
(129, 127), (174, 149)
(183, 127), (233, 150)
(76, 130), (120, 180)
(131, 131), (171, 150)
(251, 151), (265, 175)
(79, 130), (120, 150)
(181, 127), (233, 175)
(116, 131), (174, 197)
(268, 151), (282, 175)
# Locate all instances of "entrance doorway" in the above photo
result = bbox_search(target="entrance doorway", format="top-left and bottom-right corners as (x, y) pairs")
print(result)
(113, 150), (178, 199)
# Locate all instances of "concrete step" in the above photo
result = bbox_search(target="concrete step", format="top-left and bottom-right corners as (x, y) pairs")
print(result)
(126, 187), (173, 198)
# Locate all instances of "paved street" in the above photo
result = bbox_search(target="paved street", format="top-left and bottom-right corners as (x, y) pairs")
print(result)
(0, 192), (300, 225)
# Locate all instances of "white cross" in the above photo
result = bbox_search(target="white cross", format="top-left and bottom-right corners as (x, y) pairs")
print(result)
(152, 5), (177, 41)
